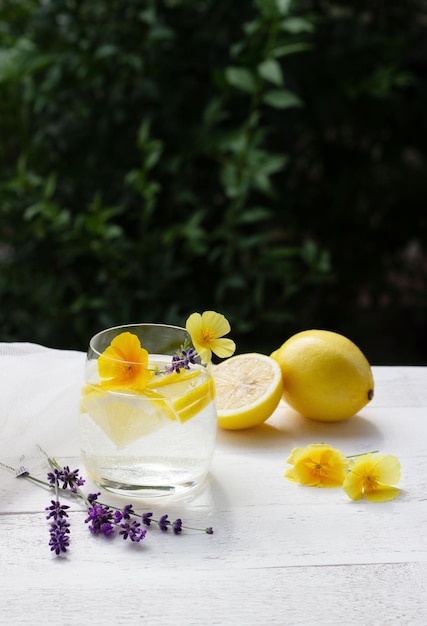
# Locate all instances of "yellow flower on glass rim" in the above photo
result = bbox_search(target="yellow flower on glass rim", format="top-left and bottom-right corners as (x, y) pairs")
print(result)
(185, 311), (236, 363)
(98, 331), (153, 391)
(342, 453), (401, 502)
(285, 443), (348, 488)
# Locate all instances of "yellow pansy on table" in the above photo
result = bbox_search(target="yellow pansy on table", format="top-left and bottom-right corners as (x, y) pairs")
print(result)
(284, 443), (349, 488)
(285, 443), (401, 502)
(342, 452), (401, 502)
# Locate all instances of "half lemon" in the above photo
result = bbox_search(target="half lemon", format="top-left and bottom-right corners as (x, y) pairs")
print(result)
(213, 353), (283, 430)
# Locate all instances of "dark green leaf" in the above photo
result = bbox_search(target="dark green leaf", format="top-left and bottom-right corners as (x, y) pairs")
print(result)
(281, 17), (315, 33)
(258, 59), (284, 86)
(225, 66), (257, 93)
(263, 89), (302, 109)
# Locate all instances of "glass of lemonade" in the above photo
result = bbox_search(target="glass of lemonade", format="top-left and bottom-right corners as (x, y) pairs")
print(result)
(79, 323), (217, 497)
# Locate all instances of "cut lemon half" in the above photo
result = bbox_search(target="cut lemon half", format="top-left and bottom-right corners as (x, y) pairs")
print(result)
(213, 353), (283, 430)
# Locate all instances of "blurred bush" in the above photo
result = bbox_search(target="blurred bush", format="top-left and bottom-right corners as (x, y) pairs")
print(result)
(0, 0), (426, 363)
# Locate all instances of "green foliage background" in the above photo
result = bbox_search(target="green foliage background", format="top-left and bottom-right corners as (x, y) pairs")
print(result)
(1, 0), (426, 363)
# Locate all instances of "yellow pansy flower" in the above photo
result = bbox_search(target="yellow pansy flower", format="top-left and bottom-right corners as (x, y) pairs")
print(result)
(185, 311), (236, 364)
(342, 453), (401, 502)
(284, 443), (349, 488)
(98, 331), (153, 391)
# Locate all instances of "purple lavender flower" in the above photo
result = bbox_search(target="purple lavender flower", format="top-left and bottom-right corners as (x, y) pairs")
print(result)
(60, 466), (85, 489)
(100, 522), (115, 537)
(49, 519), (70, 555)
(47, 470), (58, 485)
(122, 504), (135, 519)
(47, 466), (85, 490)
(119, 520), (147, 543)
(113, 506), (135, 524)
(158, 514), (170, 531)
(205, 527), (214, 535)
(85, 503), (114, 535)
(172, 518), (183, 534)
(166, 347), (198, 374)
(142, 512), (153, 526)
(45, 500), (70, 520)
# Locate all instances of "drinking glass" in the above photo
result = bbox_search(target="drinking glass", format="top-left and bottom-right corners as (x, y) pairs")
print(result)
(79, 323), (217, 497)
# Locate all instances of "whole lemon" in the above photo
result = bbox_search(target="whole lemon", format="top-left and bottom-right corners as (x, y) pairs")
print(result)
(271, 330), (374, 422)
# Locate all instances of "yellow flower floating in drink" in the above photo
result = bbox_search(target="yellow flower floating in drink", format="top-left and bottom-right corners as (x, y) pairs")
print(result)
(98, 331), (154, 391)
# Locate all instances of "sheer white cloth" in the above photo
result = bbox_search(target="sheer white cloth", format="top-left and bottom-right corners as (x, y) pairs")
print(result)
(0, 342), (85, 468)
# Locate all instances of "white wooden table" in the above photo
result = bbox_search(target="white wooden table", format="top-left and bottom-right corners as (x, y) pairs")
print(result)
(1, 356), (427, 625)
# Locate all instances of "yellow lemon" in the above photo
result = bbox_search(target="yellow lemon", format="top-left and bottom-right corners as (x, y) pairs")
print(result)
(271, 330), (374, 422)
(213, 353), (283, 430)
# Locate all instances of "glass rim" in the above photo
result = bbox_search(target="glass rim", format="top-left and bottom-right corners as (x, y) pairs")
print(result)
(89, 322), (188, 360)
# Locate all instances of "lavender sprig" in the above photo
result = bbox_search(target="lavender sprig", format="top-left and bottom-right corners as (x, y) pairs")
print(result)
(46, 500), (71, 555)
(2, 453), (214, 557)
(47, 465), (85, 492)
(84, 498), (146, 542)
(142, 511), (213, 535)
(165, 346), (198, 374)
(44, 455), (73, 555)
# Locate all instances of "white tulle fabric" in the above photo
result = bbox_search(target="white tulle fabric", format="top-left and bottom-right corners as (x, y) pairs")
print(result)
(0, 342), (86, 469)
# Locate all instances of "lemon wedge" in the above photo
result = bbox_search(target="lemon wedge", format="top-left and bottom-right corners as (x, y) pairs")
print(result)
(146, 368), (201, 390)
(147, 368), (214, 423)
(213, 353), (283, 430)
(172, 376), (215, 423)
(80, 385), (175, 448)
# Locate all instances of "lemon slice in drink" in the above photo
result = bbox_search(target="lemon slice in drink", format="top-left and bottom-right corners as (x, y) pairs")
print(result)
(213, 353), (283, 430)
(148, 368), (215, 423)
(172, 375), (215, 423)
(146, 368), (201, 388)
(80, 385), (176, 448)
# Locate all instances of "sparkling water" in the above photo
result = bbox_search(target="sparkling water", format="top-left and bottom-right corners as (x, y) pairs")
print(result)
(79, 360), (217, 497)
